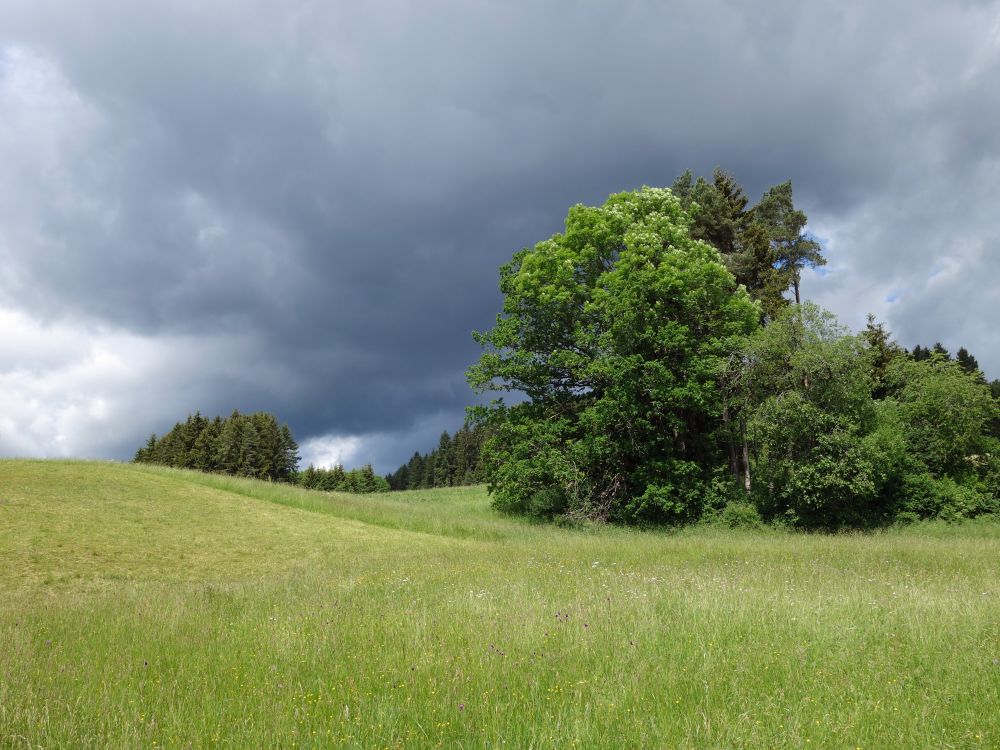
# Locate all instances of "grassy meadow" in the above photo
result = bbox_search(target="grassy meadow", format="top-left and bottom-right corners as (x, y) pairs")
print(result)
(1, 459), (999, 748)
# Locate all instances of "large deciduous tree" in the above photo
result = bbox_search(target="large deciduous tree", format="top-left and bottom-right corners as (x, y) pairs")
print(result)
(468, 187), (758, 523)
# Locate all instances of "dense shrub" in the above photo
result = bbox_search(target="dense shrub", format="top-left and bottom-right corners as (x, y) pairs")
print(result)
(717, 500), (764, 529)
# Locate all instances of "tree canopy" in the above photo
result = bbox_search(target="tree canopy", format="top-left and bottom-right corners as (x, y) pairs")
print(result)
(469, 179), (998, 528)
(468, 186), (758, 522)
(671, 168), (825, 318)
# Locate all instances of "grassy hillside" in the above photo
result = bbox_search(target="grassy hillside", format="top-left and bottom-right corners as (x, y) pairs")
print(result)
(2, 460), (999, 748)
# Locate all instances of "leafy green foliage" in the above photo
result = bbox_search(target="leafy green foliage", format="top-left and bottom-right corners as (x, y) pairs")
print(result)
(884, 357), (996, 481)
(468, 180), (996, 529)
(725, 306), (999, 527)
(728, 305), (886, 527)
(716, 499), (765, 529)
(469, 187), (759, 522)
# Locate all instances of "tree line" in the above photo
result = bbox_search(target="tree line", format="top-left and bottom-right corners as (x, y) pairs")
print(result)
(299, 463), (390, 493)
(134, 410), (300, 482)
(385, 424), (489, 490)
(134, 412), (394, 493)
(468, 171), (999, 528)
(133, 411), (483, 495)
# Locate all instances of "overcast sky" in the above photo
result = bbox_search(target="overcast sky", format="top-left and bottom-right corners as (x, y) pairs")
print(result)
(1, 0), (998, 471)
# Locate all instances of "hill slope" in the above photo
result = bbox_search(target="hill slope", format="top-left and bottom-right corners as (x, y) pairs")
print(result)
(2, 460), (999, 748)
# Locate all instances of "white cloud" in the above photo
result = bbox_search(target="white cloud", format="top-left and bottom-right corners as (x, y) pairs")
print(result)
(298, 434), (362, 470)
(806, 152), (1000, 373)
(0, 306), (300, 459)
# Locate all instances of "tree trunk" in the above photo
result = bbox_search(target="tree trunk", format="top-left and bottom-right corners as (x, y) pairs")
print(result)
(739, 416), (751, 493)
(722, 404), (739, 480)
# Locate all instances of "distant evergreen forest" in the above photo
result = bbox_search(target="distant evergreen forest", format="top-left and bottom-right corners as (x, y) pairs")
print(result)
(385, 424), (489, 490)
(134, 411), (392, 493)
(299, 464), (390, 493)
(133, 412), (488, 494)
(134, 410), (300, 482)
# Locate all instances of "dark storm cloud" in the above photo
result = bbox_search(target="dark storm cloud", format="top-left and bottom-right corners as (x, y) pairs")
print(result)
(1, 0), (998, 469)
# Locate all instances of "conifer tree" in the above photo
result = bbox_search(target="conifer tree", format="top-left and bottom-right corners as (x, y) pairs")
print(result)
(433, 432), (454, 487)
(672, 168), (821, 319)
(863, 314), (906, 399)
(956, 347), (981, 376)
(754, 181), (825, 305)
(134, 409), (299, 482)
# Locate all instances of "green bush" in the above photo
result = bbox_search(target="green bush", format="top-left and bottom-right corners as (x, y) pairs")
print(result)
(718, 500), (764, 529)
(898, 473), (997, 521)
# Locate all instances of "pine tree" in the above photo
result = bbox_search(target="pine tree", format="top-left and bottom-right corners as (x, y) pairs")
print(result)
(192, 417), (222, 472)
(330, 464), (347, 490)
(384, 422), (492, 491)
(301, 464), (318, 489)
(956, 347), (981, 376)
(931, 342), (951, 360)
(421, 453), (436, 488)
(728, 222), (787, 323)
(407, 453), (425, 490)
(451, 427), (470, 485)
(237, 420), (262, 478)
(680, 169), (747, 257)
(215, 411), (245, 474)
(672, 168), (816, 319)
(754, 181), (825, 305)
(134, 409), (299, 482)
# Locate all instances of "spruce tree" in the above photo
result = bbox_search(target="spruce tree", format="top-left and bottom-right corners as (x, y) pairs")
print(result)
(433, 431), (454, 487)
(863, 314), (905, 399)
(956, 347), (981, 376)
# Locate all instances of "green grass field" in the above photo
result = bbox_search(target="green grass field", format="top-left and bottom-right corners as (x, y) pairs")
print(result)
(2, 459), (999, 749)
